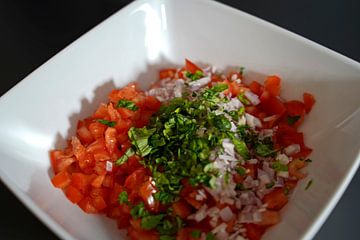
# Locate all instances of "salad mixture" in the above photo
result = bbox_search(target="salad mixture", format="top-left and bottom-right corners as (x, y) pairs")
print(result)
(50, 59), (315, 240)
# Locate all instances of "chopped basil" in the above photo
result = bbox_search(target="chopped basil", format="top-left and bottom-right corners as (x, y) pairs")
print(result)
(238, 93), (250, 105)
(128, 127), (156, 157)
(211, 83), (228, 92)
(115, 147), (134, 165)
(191, 230), (202, 238)
(230, 135), (250, 160)
(130, 202), (149, 219)
(236, 166), (246, 176)
(118, 191), (129, 204)
(185, 70), (204, 81)
(116, 99), (139, 111)
(154, 191), (174, 204)
(265, 181), (275, 189)
(97, 119), (116, 127)
(272, 161), (288, 172)
(206, 232), (215, 240)
(287, 115), (301, 125)
(141, 214), (165, 230)
(305, 179), (313, 190)
(239, 66), (245, 75)
(255, 143), (276, 157)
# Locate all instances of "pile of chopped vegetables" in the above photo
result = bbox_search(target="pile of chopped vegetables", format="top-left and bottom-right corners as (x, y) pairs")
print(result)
(50, 59), (315, 240)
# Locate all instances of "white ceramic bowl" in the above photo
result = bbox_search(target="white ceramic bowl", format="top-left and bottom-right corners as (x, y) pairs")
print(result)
(0, 0), (359, 239)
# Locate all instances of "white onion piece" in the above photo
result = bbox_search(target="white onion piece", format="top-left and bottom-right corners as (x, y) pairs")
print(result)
(245, 113), (262, 129)
(194, 204), (208, 222)
(219, 206), (234, 222)
(244, 90), (260, 105)
(253, 211), (263, 222)
(212, 222), (227, 234)
(173, 79), (184, 98)
(277, 171), (289, 178)
(258, 169), (271, 184)
(277, 153), (291, 165)
(188, 77), (211, 90)
(106, 161), (113, 172)
(284, 144), (301, 156)
(262, 162), (275, 179)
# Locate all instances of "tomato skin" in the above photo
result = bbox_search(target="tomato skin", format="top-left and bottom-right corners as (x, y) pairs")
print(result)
(249, 81), (263, 96)
(259, 91), (286, 116)
(78, 196), (98, 214)
(264, 75), (281, 97)
(88, 122), (107, 139)
(303, 92), (315, 114)
(263, 188), (288, 210)
(66, 185), (84, 203)
(77, 125), (94, 145)
(50, 150), (75, 174)
(172, 199), (192, 219)
(185, 59), (202, 74)
(159, 68), (177, 80)
(244, 224), (265, 240)
(71, 173), (91, 194)
(257, 210), (280, 226)
(124, 168), (148, 192)
(139, 179), (158, 212)
(51, 171), (71, 189)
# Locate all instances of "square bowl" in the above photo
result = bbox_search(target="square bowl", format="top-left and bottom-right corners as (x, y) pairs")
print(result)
(1, 0), (360, 239)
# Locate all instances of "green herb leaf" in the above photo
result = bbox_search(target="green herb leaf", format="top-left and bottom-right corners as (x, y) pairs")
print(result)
(236, 166), (246, 176)
(305, 159), (313, 163)
(97, 119), (116, 127)
(206, 232), (215, 240)
(130, 202), (149, 219)
(141, 214), (165, 230)
(211, 83), (228, 92)
(116, 99), (139, 111)
(185, 70), (204, 81)
(238, 93), (250, 105)
(255, 143), (276, 157)
(272, 161), (288, 172)
(191, 230), (202, 238)
(229, 135), (250, 160)
(239, 66), (245, 75)
(154, 191), (174, 204)
(287, 115), (301, 125)
(305, 179), (313, 190)
(115, 147), (134, 165)
(118, 191), (129, 204)
(265, 181), (275, 189)
(128, 127), (156, 157)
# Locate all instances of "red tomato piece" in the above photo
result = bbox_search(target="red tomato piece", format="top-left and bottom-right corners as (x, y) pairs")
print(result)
(144, 96), (161, 111)
(124, 168), (148, 191)
(105, 127), (117, 154)
(93, 103), (110, 119)
(303, 92), (316, 114)
(139, 179), (158, 212)
(65, 185), (84, 203)
(71, 173), (91, 194)
(77, 125), (94, 145)
(263, 188), (288, 210)
(244, 224), (265, 240)
(264, 75), (281, 97)
(259, 91), (286, 116)
(159, 68), (177, 80)
(91, 196), (107, 211)
(249, 81), (263, 96)
(127, 227), (159, 240)
(88, 122), (107, 139)
(50, 150), (75, 174)
(285, 100), (306, 127)
(172, 199), (192, 219)
(257, 210), (280, 227)
(51, 171), (71, 189)
(78, 196), (98, 214)
(185, 59), (202, 74)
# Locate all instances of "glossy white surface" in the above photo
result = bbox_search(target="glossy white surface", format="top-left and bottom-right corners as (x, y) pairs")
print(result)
(0, 0), (359, 239)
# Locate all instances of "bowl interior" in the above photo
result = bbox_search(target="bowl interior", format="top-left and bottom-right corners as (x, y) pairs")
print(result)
(0, 0), (360, 239)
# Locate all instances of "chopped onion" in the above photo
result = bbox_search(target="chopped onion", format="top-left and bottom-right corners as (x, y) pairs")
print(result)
(245, 113), (262, 128)
(247, 158), (258, 164)
(194, 204), (208, 222)
(188, 76), (211, 90)
(284, 144), (301, 156)
(257, 169), (271, 184)
(244, 91), (260, 105)
(106, 161), (113, 172)
(212, 222), (227, 234)
(219, 206), (234, 222)
(252, 211), (262, 222)
(277, 171), (289, 178)
(277, 153), (291, 165)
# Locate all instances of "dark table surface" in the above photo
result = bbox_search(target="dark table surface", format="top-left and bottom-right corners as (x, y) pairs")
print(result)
(0, 0), (359, 239)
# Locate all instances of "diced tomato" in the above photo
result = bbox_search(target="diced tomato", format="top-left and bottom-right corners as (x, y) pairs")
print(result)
(117, 214), (131, 228)
(93, 103), (110, 119)
(139, 179), (158, 212)
(285, 179), (298, 190)
(115, 118), (133, 134)
(288, 159), (306, 179)
(91, 175), (105, 188)
(244, 224), (265, 240)
(50, 150), (75, 174)
(185, 59), (202, 74)
(264, 75), (281, 97)
(51, 171), (71, 189)
(102, 175), (114, 188)
(91, 195), (107, 211)
(88, 122), (107, 139)
(176, 227), (201, 240)
(259, 91), (286, 116)
(257, 210), (280, 226)
(143, 96), (162, 111)
(109, 183), (124, 205)
(172, 199), (192, 219)
(244, 163), (257, 179)
(285, 100), (306, 127)
(65, 185), (84, 203)
(226, 217), (237, 232)
(77, 125), (94, 145)
(249, 81), (263, 96)
(159, 68), (177, 80)
(184, 195), (202, 210)
(71, 137), (86, 161)
(71, 173), (91, 194)
(78, 196), (98, 214)
(233, 173), (244, 184)
(104, 127), (117, 154)
(303, 92), (315, 114)
(128, 227), (159, 240)
(124, 168), (148, 191)
(263, 188), (288, 210)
